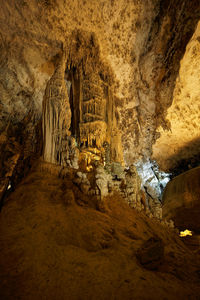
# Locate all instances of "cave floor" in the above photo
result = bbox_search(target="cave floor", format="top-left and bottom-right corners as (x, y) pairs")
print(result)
(0, 162), (200, 300)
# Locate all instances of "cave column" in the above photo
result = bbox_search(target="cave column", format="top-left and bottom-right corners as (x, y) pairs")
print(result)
(42, 54), (71, 165)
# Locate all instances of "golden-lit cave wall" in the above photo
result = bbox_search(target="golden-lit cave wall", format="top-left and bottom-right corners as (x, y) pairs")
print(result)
(152, 21), (200, 174)
(0, 0), (200, 181)
(42, 31), (123, 168)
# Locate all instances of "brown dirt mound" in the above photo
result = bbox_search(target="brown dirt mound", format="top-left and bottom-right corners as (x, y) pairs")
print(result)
(0, 162), (200, 300)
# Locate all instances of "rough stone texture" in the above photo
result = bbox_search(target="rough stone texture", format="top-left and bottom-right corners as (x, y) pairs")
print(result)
(0, 0), (199, 228)
(136, 237), (164, 270)
(1, 163), (200, 300)
(43, 54), (71, 165)
(95, 165), (112, 198)
(94, 164), (163, 219)
(123, 0), (200, 164)
(1, 3), (200, 298)
(0, 0), (199, 169)
(0, 115), (42, 205)
(94, 164), (143, 210)
(123, 166), (142, 209)
(73, 171), (91, 195)
(70, 162), (164, 220)
(135, 159), (170, 200)
(162, 166), (200, 233)
(153, 21), (200, 172)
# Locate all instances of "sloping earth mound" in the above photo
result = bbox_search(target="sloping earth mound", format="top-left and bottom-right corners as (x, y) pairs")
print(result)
(0, 162), (200, 300)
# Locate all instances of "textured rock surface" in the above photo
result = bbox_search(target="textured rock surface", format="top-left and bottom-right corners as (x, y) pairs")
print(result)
(1, 3), (200, 298)
(153, 21), (200, 172)
(0, 0), (199, 169)
(162, 166), (200, 233)
(0, 115), (42, 205)
(135, 159), (170, 200)
(43, 54), (71, 165)
(1, 163), (200, 300)
(136, 237), (164, 270)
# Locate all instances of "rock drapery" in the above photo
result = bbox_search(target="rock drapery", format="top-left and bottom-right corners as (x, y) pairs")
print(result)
(1, 2), (200, 298)
(0, 0), (200, 172)
(42, 31), (123, 170)
(43, 54), (71, 165)
(0, 0), (199, 234)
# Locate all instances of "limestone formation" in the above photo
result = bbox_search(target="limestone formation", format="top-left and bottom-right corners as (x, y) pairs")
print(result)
(0, 0), (199, 174)
(1, 163), (200, 299)
(1, 2), (200, 298)
(42, 54), (71, 165)
(95, 165), (112, 198)
(153, 22), (200, 173)
(65, 45), (124, 168)
(73, 171), (91, 195)
(122, 166), (141, 209)
(135, 159), (170, 200)
(68, 137), (79, 169)
(0, 0), (198, 233)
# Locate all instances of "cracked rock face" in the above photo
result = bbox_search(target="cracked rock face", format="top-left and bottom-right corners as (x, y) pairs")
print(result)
(0, 0), (200, 176)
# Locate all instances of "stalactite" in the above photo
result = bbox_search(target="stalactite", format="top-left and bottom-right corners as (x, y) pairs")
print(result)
(68, 66), (124, 167)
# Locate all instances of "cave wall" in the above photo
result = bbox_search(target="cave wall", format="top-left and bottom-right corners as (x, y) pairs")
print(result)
(153, 21), (200, 173)
(124, 0), (200, 164)
(0, 0), (200, 174)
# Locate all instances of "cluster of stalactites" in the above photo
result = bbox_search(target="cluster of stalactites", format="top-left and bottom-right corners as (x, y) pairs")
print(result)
(79, 121), (107, 149)
(42, 48), (124, 170)
(78, 71), (123, 165)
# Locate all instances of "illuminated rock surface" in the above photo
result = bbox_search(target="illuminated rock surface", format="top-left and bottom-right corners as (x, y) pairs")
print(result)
(0, 0), (200, 169)
(153, 22), (200, 173)
(0, 1), (200, 298)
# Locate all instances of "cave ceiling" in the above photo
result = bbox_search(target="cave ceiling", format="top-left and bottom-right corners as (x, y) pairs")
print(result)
(0, 0), (200, 169)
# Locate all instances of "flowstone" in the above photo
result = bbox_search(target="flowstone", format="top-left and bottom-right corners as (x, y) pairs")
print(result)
(42, 54), (72, 166)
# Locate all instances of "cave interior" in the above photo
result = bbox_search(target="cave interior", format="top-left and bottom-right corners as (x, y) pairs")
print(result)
(1, 1), (200, 299)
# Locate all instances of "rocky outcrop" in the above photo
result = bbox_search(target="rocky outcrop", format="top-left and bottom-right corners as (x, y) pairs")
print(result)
(162, 166), (200, 233)
(71, 163), (166, 221)
(135, 159), (170, 200)
(73, 171), (91, 195)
